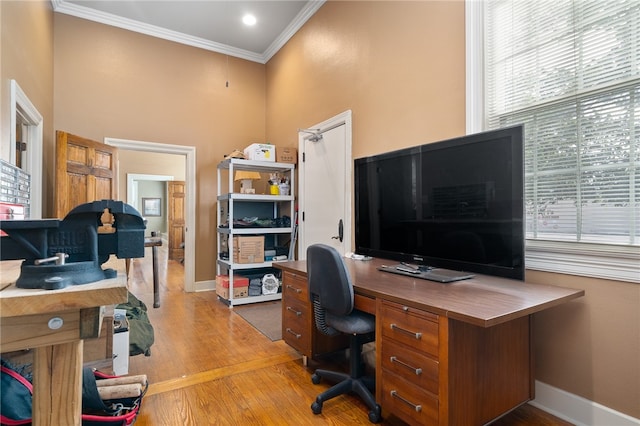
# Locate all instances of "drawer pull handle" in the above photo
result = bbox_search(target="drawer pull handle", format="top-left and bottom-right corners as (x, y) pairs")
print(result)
(390, 356), (422, 375)
(286, 328), (301, 339)
(286, 306), (302, 316)
(390, 323), (422, 339)
(390, 390), (422, 412)
(286, 284), (302, 294)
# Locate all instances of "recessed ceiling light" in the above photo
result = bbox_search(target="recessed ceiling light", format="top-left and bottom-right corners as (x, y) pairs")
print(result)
(242, 14), (257, 26)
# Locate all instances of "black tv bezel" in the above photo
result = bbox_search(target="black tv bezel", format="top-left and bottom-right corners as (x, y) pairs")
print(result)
(354, 125), (525, 280)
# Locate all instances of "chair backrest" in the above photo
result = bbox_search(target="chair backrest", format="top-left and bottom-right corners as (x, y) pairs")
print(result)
(307, 244), (354, 317)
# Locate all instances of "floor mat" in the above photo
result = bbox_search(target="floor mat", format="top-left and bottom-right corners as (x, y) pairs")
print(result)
(233, 301), (282, 341)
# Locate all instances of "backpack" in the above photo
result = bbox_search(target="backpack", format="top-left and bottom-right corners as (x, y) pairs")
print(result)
(1, 362), (146, 426)
(0, 362), (31, 425)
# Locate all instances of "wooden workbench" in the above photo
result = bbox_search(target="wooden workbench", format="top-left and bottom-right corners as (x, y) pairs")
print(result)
(0, 259), (128, 426)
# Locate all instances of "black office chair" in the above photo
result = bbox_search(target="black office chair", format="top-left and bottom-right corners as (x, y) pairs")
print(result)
(306, 244), (381, 423)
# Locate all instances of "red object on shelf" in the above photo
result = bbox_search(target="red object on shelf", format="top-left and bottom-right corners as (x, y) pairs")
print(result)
(0, 202), (25, 236)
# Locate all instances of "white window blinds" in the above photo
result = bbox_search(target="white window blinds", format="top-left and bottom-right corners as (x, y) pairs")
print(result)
(484, 0), (639, 247)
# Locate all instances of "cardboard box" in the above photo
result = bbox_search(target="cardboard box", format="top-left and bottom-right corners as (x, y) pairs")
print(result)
(232, 235), (265, 263)
(277, 147), (297, 164)
(216, 275), (249, 299)
(244, 143), (275, 162)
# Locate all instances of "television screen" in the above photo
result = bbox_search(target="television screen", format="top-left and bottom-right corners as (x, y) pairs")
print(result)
(354, 125), (524, 280)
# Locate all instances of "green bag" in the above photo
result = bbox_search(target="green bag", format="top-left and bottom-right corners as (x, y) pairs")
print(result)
(116, 291), (155, 357)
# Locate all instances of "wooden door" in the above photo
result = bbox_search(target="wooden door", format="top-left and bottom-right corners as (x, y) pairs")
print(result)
(55, 131), (118, 218)
(168, 181), (185, 261)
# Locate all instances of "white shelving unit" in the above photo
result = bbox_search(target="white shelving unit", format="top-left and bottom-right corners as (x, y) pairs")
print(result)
(216, 158), (295, 306)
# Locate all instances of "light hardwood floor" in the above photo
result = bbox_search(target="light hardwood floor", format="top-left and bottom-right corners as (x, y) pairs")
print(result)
(126, 245), (573, 425)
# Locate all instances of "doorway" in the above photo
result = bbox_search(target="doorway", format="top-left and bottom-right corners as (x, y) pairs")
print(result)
(126, 173), (175, 240)
(126, 174), (185, 263)
(105, 138), (196, 293)
(8, 80), (43, 218)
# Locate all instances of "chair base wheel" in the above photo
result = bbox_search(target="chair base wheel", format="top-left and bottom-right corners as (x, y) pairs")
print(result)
(311, 373), (321, 384)
(311, 400), (323, 415)
(368, 404), (382, 423)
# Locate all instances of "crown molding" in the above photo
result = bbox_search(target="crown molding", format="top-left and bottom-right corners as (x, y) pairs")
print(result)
(263, 1), (325, 62)
(52, 0), (324, 64)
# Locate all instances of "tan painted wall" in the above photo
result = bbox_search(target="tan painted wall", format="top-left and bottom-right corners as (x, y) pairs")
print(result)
(527, 270), (639, 418)
(3, 0), (638, 420)
(0, 0), (54, 213)
(116, 150), (186, 203)
(266, 1), (466, 157)
(53, 14), (266, 282)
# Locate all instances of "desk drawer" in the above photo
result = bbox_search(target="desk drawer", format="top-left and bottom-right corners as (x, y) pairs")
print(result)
(282, 271), (308, 303)
(381, 301), (439, 358)
(283, 294), (309, 323)
(381, 338), (439, 396)
(282, 296), (310, 353)
(381, 373), (438, 426)
(283, 324), (310, 355)
(354, 294), (375, 315)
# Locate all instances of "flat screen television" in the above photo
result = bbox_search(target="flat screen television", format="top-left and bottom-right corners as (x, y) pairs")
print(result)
(354, 125), (524, 280)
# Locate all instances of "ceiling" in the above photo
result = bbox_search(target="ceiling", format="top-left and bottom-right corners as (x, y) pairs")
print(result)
(51, 0), (325, 64)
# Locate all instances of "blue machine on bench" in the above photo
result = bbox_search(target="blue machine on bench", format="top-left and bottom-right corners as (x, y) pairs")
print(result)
(0, 200), (145, 290)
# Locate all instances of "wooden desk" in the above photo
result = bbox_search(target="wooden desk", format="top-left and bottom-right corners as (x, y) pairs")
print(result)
(1, 260), (128, 426)
(274, 258), (584, 426)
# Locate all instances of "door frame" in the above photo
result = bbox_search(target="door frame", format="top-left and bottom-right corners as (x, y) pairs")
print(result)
(105, 138), (196, 293)
(298, 110), (353, 259)
(126, 173), (175, 211)
(9, 80), (43, 218)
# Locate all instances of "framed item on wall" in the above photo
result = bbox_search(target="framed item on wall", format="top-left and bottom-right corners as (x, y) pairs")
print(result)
(142, 197), (161, 216)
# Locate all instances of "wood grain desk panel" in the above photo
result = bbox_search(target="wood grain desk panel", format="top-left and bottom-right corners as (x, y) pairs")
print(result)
(275, 258), (584, 327)
(274, 258), (584, 425)
(1, 259), (128, 426)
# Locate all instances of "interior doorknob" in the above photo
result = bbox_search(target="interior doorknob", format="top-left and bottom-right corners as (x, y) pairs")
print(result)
(331, 219), (344, 242)
(331, 219), (343, 242)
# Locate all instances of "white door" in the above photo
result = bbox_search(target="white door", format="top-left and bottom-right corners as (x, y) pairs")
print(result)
(298, 111), (352, 260)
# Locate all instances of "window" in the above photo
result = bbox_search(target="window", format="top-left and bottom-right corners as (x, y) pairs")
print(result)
(470, 0), (639, 282)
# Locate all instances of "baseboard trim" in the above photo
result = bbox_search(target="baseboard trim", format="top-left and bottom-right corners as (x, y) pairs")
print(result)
(532, 381), (640, 426)
(194, 279), (215, 292)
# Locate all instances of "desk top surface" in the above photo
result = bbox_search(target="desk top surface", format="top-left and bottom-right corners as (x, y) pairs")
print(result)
(1, 258), (128, 318)
(274, 257), (585, 327)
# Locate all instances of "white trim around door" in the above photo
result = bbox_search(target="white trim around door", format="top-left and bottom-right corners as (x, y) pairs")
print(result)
(9, 80), (43, 219)
(105, 138), (196, 293)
